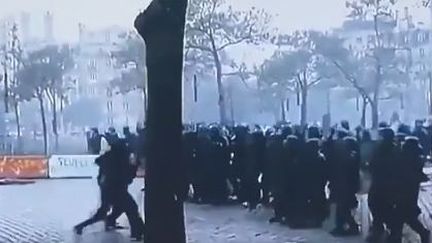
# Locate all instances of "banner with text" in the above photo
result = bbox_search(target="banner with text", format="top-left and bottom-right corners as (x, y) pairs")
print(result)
(49, 155), (99, 178)
(0, 156), (48, 179)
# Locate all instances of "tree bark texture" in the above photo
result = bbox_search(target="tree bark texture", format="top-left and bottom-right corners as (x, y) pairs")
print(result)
(135, 1), (188, 243)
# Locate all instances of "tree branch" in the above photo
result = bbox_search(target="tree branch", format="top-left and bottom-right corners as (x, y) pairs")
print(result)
(218, 36), (250, 51)
(307, 77), (322, 88)
(332, 60), (373, 103)
(188, 26), (209, 36)
(184, 44), (212, 52)
(379, 96), (394, 101)
(296, 73), (304, 89)
(217, 26), (253, 51)
(222, 71), (255, 91)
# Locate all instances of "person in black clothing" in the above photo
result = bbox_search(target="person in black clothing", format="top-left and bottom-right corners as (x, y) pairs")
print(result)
(105, 127), (120, 146)
(243, 129), (266, 210)
(87, 128), (102, 155)
(387, 137), (430, 243)
(267, 130), (288, 223)
(123, 126), (137, 154)
(367, 128), (399, 242)
(395, 124), (411, 149)
(307, 126), (321, 140)
(136, 127), (147, 169)
(183, 130), (197, 202)
(105, 135), (143, 231)
(74, 147), (117, 236)
(296, 138), (328, 228)
(413, 120), (431, 157)
(74, 140), (144, 240)
(230, 125), (249, 202)
(280, 135), (302, 225)
(259, 126), (274, 206)
(194, 127), (213, 203)
(207, 126), (230, 204)
(426, 120), (432, 157)
(324, 128), (348, 212)
(329, 136), (360, 236)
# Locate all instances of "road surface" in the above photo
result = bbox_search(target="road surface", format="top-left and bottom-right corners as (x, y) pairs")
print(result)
(2, 178), (428, 243)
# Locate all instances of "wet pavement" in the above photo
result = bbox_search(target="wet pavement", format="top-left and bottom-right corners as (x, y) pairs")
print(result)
(0, 177), (431, 243)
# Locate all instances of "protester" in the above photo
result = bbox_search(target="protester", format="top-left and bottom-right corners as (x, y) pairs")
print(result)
(74, 139), (144, 240)
(387, 137), (430, 243)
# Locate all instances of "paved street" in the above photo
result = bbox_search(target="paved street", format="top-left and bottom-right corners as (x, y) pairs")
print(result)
(0, 179), (368, 243)
(2, 172), (430, 243)
(1, 178), (431, 243)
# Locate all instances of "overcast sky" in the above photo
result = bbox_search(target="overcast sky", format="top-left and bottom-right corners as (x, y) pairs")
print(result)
(0, 0), (429, 42)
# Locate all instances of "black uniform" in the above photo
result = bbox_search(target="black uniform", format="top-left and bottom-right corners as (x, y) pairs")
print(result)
(243, 131), (265, 210)
(207, 127), (230, 204)
(296, 138), (328, 228)
(368, 128), (399, 240)
(329, 136), (360, 236)
(230, 126), (249, 202)
(387, 137), (430, 243)
(74, 140), (144, 239)
(280, 135), (301, 225)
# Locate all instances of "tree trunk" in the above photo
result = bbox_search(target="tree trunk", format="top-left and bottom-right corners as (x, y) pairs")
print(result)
(300, 88), (308, 127)
(280, 99), (286, 122)
(371, 99), (379, 129)
(361, 97), (368, 128)
(229, 90), (235, 126)
(135, 1), (188, 243)
(3, 68), (8, 113)
(52, 92), (59, 152)
(428, 71), (432, 116)
(38, 94), (48, 155)
(13, 100), (22, 152)
(214, 52), (228, 125)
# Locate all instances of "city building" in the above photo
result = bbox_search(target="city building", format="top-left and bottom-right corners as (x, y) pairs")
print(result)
(69, 24), (144, 130)
(332, 7), (432, 121)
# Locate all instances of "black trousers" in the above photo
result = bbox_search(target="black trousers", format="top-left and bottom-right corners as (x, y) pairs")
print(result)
(107, 187), (145, 235)
(387, 209), (429, 243)
(368, 193), (390, 234)
(335, 201), (357, 230)
(75, 186), (113, 229)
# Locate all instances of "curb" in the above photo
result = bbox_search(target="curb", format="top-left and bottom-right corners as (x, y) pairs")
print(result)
(0, 179), (36, 185)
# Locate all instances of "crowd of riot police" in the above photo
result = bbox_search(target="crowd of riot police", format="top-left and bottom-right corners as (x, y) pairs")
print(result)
(182, 120), (432, 243)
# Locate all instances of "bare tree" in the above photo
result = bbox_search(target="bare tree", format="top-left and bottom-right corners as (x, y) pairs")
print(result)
(185, 0), (271, 124)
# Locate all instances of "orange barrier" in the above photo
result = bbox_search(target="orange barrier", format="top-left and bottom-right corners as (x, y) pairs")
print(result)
(0, 156), (48, 179)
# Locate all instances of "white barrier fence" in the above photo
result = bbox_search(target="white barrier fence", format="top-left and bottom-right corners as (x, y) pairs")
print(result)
(48, 155), (99, 178)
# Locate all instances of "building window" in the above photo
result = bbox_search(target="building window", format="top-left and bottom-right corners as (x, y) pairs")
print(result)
(106, 88), (112, 97)
(107, 117), (114, 125)
(418, 33), (425, 43)
(356, 37), (362, 43)
(90, 72), (97, 81)
(420, 48), (425, 58)
(107, 101), (113, 112)
(420, 63), (426, 71)
(89, 87), (95, 96)
(89, 59), (97, 69)
(123, 101), (129, 111)
(403, 35), (409, 44)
